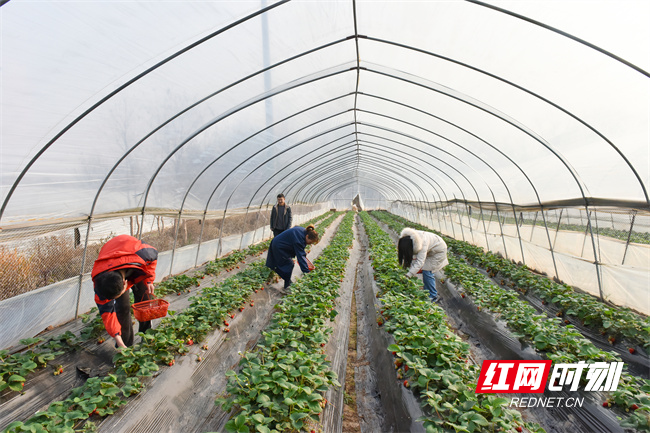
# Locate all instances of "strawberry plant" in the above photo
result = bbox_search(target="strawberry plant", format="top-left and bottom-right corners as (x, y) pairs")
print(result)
(218, 212), (353, 432)
(2, 212), (340, 432)
(359, 212), (545, 433)
(371, 210), (650, 431)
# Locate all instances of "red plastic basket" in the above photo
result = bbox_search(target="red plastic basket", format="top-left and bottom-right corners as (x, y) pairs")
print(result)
(306, 258), (315, 271)
(132, 297), (169, 322)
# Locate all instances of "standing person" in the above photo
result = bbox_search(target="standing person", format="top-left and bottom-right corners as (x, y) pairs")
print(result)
(266, 225), (319, 289)
(92, 234), (158, 348)
(397, 227), (448, 303)
(270, 193), (292, 237)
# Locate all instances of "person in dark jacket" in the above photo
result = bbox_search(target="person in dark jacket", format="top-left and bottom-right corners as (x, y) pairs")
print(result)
(266, 225), (319, 288)
(270, 193), (292, 236)
(92, 235), (158, 348)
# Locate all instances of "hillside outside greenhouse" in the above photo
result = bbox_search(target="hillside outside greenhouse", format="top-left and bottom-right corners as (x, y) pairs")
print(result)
(0, 1), (649, 432)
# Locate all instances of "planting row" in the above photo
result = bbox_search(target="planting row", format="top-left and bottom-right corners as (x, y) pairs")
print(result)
(371, 211), (650, 432)
(374, 210), (650, 350)
(218, 212), (355, 433)
(358, 211), (545, 433)
(2, 212), (339, 433)
(0, 211), (334, 399)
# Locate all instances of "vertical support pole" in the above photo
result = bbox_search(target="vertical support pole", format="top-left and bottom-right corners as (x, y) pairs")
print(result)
(529, 211), (538, 242)
(540, 207), (559, 280)
(457, 202), (466, 242)
(622, 211), (636, 265)
(74, 216), (93, 319)
(585, 208), (605, 300)
(238, 207), (251, 250)
(552, 209), (564, 250)
(512, 206), (526, 265)
(195, 212), (207, 267)
(465, 203), (475, 244)
(494, 205), (509, 260)
(478, 204), (490, 251)
(169, 210), (183, 277)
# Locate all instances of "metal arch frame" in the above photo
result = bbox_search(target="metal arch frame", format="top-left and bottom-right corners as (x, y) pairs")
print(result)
(355, 108), (526, 260)
(279, 143), (448, 228)
(360, 65), (605, 292)
(361, 35), (649, 207)
(291, 155), (437, 230)
(205, 124), (357, 257)
(234, 140), (360, 252)
(352, 140), (465, 239)
(136, 66), (358, 236)
(233, 141), (431, 250)
(166, 110), (356, 272)
(287, 143), (452, 233)
(0, 0), (292, 222)
(196, 136), (358, 264)
(297, 157), (428, 204)
(464, 0), (650, 78)
(355, 127), (499, 252)
(357, 91), (560, 276)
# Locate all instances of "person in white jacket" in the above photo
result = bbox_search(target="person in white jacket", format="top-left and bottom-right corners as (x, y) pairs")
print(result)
(397, 227), (449, 302)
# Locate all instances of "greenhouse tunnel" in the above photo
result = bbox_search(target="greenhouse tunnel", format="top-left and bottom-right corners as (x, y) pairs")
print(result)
(0, 0), (649, 431)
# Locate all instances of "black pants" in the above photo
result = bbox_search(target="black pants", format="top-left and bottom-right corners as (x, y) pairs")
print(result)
(272, 228), (285, 237)
(114, 282), (151, 347)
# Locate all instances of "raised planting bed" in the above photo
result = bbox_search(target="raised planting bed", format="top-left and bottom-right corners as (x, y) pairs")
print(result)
(358, 211), (545, 433)
(218, 212), (354, 433)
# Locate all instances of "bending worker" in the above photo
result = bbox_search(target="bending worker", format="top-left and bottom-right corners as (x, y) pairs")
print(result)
(92, 234), (158, 348)
(266, 224), (319, 289)
(398, 227), (448, 303)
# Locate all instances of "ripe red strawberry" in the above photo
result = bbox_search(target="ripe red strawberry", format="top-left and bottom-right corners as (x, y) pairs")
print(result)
(224, 321), (229, 326)
(403, 380), (409, 387)
(224, 327), (230, 333)
(250, 302), (254, 307)
(187, 339), (194, 345)
(320, 343), (325, 347)
(461, 293), (466, 298)
(168, 360), (174, 366)
(177, 292), (181, 296)
(239, 307), (244, 312)
(603, 401), (609, 407)
(629, 348), (636, 354)
(392, 351), (397, 356)
(515, 427), (523, 432)
(564, 320), (570, 324)
(230, 313), (235, 318)
(97, 338), (105, 344)
(404, 365), (409, 372)
(260, 287), (264, 291)
(377, 319), (383, 326)
(631, 404), (639, 410)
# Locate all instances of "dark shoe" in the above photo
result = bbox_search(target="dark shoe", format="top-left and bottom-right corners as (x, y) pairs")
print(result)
(431, 296), (442, 303)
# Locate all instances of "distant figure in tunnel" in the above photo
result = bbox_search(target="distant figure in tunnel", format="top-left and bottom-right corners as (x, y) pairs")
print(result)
(398, 228), (448, 303)
(270, 193), (292, 237)
(266, 225), (319, 289)
(92, 235), (157, 348)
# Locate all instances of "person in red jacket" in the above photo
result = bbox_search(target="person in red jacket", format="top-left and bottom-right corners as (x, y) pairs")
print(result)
(92, 235), (158, 348)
